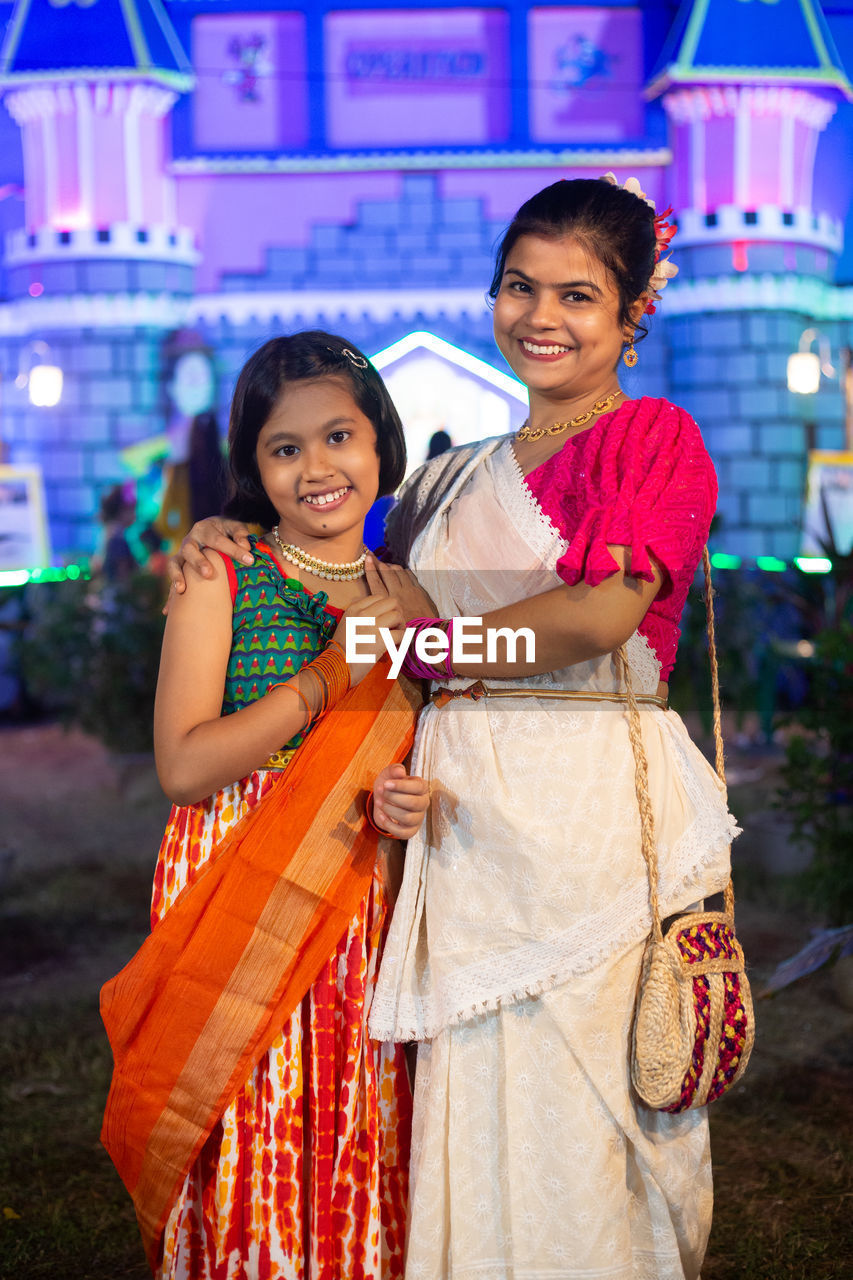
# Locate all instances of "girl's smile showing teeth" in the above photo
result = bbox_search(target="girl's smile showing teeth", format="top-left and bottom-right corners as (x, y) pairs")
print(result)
(302, 486), (351, 509)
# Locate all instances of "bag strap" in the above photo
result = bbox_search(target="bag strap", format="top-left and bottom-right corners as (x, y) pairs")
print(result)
(617, 543), (734, 942)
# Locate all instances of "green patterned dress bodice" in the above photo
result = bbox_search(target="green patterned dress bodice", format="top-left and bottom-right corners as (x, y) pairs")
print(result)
(222, 537), (339, 757)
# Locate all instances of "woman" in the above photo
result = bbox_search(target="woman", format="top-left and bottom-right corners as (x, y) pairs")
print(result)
(171, 176), (740, 1279)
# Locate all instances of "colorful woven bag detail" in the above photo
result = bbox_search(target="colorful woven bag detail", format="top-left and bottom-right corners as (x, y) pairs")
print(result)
(621, 547), (755, 1113)
(632, 911), (755, 1112)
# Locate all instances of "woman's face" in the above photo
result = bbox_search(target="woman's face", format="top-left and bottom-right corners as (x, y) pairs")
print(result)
(492, 234), (631, 405)
(255, 377), (380, 553)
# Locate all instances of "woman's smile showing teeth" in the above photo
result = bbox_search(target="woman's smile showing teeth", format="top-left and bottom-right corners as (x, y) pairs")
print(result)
(519, 339), (571, 359)
(301, 485), (351, 509)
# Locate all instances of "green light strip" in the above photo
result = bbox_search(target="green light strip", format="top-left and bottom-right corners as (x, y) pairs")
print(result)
(0, 556), (835, 590)
(0, 564), (90, 588)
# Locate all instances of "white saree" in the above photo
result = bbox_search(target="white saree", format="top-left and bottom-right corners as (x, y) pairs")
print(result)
(370, 437), (740, 1280)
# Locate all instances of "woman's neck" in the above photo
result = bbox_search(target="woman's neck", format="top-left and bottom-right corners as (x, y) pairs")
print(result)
(524, 381), (624, 439)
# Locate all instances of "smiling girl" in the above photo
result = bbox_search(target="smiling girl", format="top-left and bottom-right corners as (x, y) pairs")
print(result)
(101, 333), (428, 1280)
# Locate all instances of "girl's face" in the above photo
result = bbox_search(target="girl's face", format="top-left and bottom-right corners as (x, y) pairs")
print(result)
(255, 377), (380, 552)
(492, 234), (633, 405)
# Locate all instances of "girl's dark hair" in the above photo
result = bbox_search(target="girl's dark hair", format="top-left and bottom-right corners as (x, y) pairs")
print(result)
(225, 331), (407, 527)
(488, 178), (657, 339)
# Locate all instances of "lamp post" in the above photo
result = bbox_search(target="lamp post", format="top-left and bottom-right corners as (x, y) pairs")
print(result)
(787, 328), (853, 455)
(14, 339), (63, 408)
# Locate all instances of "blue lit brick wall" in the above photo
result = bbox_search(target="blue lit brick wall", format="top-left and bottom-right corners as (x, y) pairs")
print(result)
(220, 176), (503, 296)
(667, 306), (851, 560)
(1, 329), (167, 554)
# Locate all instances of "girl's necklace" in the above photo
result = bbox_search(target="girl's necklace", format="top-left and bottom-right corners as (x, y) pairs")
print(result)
(271, 525), (368, 581)
(516, 390), (624, 442)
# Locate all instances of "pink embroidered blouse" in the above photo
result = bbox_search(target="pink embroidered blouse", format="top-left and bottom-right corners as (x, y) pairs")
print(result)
(523, 396), (717, 681)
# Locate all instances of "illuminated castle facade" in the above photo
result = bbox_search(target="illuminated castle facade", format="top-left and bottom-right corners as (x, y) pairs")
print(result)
(0, 0), (851, 559)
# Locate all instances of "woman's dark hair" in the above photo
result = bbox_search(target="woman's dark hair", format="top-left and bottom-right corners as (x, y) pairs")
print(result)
(488, 178), (657, 339)
(224, 331), (407, 527)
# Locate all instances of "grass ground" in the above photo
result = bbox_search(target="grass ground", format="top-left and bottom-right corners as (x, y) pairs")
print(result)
(1, 723), (851, 1279)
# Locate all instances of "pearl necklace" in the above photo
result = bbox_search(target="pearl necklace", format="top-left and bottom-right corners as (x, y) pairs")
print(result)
(516, 391), (623, 442)
(271, 525), (367, 581)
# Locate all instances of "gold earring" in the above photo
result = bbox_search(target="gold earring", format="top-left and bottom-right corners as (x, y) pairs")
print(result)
(623, 341), (638, 368)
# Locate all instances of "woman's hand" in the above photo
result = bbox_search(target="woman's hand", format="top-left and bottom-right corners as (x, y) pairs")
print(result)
(330, 593), (405, 686)
(364, 555), (438, 621)
(372, 763), (430, 840)
(167, 518), (253, 595)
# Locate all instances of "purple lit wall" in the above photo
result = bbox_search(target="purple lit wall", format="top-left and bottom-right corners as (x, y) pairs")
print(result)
(324, 8), (510, 147)
(192, 12), (308, 152)
(528, 6), (644, 143)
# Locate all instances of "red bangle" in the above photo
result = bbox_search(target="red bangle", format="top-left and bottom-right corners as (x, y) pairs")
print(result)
(365, 790), (395, 837)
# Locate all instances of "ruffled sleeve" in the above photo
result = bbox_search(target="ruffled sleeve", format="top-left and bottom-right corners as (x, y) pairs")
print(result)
(529, 398), (717, 594)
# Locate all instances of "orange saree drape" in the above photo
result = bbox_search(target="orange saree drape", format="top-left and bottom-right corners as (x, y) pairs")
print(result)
(100, 660), (420, 1270)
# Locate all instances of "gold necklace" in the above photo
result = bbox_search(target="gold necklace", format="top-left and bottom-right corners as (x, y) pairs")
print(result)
(271, 525), (367, 581)
(516, 391), (623, 442)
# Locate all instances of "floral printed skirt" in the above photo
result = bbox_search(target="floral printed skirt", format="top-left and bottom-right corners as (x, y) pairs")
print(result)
(151, 771), (412, 1280)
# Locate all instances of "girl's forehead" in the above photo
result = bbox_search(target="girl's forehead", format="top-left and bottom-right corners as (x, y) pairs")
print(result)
(267, 377), (360, 420)
(257, 376), (369, 442)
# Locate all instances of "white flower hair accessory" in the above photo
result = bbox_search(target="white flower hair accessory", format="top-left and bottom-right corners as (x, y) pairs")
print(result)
(601, 172), (678, 315)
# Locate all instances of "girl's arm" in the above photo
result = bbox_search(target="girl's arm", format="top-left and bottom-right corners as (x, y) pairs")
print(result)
(155, 557), (405, 806)
(154, 555), (312, 805)
(366, 545), (662, 679)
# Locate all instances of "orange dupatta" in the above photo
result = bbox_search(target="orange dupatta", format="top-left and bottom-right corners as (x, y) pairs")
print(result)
(100, 659), (420, 1270)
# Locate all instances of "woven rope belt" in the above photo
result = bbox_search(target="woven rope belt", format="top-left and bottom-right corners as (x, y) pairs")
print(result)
(431, 680), (668, 710)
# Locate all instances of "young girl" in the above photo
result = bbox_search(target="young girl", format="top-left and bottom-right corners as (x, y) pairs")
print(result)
(101, 332), (429, 1280)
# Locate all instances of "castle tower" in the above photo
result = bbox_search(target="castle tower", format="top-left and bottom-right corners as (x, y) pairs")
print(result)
(0, 0), (195, 554)
(648, 0), (852, 560)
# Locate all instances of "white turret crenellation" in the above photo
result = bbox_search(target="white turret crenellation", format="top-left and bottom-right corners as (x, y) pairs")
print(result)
(676, 205), (843, 252)
(5, 223), (199, 266)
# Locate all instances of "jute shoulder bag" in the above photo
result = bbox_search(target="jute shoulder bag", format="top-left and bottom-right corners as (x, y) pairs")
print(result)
(618, 547), (755, 1112)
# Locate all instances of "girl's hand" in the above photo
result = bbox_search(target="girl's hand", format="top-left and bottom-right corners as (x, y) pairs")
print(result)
(331, 594), (405, 686)
(372, 763), (430, 840)
(364, 555), (438, 620)
(167, 518), (253, 594)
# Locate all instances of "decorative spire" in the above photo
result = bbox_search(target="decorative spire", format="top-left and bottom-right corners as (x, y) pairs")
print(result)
(0, 0), (193, 92)
(647, 0), (852, 100)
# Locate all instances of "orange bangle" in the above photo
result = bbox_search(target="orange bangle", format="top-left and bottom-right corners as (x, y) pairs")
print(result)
(270, 678), (314, 731)
(307, 641), (351, 717)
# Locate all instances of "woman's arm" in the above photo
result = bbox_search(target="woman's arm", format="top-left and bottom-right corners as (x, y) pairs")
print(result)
(366, 545), (662, 679)
(451, 546), (662, 678)
(166, 517), (254, 593)
(154, 556), (313, 805)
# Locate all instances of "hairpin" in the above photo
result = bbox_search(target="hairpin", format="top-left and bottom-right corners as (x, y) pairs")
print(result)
(325, 345), (370, 370)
